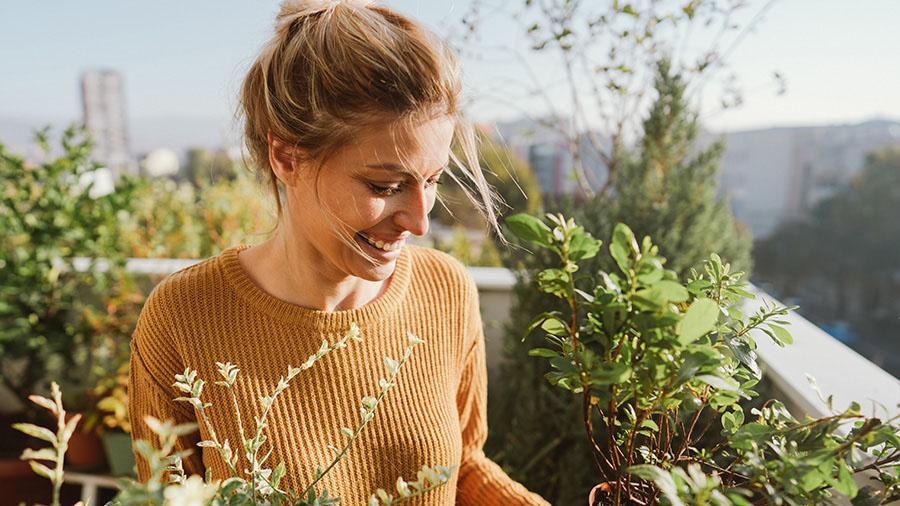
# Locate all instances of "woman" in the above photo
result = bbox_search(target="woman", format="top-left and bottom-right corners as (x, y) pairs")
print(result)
(128, 1), (549, 504)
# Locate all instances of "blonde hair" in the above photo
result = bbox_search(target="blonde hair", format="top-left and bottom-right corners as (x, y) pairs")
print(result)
(238, 0), (501, 237)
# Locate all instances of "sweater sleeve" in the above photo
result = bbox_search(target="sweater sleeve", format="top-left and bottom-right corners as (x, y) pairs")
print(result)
(128, 287), (204, 482)
(455, 278), (551, 506)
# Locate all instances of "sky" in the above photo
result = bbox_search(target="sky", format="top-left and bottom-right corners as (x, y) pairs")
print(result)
(1, 0), (899, 149)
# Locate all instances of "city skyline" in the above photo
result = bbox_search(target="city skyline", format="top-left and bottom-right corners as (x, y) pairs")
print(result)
(1, 0), (899, 144)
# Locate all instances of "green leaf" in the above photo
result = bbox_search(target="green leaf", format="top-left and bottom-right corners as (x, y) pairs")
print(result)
(726, 492), (754, 506)
(522, 312), (562, 342)
(769, 324), (794, 345)
(12, 423), (56, 444)
(730, 423), (775, 450)
(696, 374), (740, 392)
(653, 280), (689, 303)
(20, 447), (57, 462)
(721, 333), (761, 379)
(62, 414), (81, 443)
(833, 459), (858, 498)
(610, 224), (637, 273)
(506, 214), (553, 247)
(540, 317), (569, 337)
(677, 298), (719, 345)
(569, 231), (601, 261)
(528, 348), (560, 358)
(28, 461), (55, 480)
(633, 287), (666, 310)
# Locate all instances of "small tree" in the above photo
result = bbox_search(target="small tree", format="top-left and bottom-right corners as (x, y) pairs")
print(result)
(582, 59), (752, 279)
(486, 61), (752, 504)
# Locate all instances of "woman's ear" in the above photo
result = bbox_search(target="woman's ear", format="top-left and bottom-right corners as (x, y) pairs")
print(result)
(268, 133), (300, 186)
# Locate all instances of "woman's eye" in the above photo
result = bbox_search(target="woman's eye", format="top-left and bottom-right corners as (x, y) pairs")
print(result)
(367, 175), (441, 197)
(368, 183), (401, 196)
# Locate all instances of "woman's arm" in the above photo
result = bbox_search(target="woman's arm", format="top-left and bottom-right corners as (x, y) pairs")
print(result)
(128, 291), (204, 482)
(454, 278), (551, 506)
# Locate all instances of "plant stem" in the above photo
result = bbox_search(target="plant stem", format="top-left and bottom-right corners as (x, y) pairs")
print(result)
(301, 347), (412, 499)
(674, 408), (703, 463)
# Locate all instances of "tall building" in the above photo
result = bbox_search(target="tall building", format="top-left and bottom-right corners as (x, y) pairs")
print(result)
(81, 70), (136, 177)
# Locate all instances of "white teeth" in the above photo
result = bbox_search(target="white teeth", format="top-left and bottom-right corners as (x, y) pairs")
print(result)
(359, 232), (402, 252)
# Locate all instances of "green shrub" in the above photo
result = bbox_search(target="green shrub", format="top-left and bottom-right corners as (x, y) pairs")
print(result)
(507, 212), (900, 505)
(0, 126), (134, 410)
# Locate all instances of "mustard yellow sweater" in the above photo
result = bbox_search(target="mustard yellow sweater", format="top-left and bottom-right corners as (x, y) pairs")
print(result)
(129, 245), (549, 505)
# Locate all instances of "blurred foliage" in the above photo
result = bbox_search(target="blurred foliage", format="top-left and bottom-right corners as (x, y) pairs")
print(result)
(486, 61), (752, 505)
(755, 144), (900, 300)
(429, 130), (540, 267)
(0, 128), (274, 423)
(0, 125), (134, 411)
(120, 163), (274, 260)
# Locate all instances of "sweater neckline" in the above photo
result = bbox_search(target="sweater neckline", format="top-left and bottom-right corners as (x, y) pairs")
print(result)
(218, 245), (412, 330)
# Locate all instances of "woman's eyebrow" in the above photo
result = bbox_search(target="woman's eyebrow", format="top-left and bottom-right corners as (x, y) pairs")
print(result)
(364, 162), (410, 174)
(364, 162), (447, 178)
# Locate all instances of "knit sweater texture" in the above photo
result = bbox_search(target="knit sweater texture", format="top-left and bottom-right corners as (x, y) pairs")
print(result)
(129, 244), (549, 505)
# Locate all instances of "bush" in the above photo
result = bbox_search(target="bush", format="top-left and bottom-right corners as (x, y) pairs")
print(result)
(507, 212), (900, 505)
(0, 126), (134, 411)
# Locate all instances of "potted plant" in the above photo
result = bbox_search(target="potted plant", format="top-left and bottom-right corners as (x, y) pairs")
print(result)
(507, 213), (900, 505)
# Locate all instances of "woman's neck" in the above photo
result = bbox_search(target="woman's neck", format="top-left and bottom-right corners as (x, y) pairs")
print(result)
(236, 231), (389, 312)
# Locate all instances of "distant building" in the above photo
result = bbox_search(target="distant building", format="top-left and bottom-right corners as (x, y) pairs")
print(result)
(81, 70), (136, 177)
(717, 120), (900, 238)
(493, 118), (609, 199)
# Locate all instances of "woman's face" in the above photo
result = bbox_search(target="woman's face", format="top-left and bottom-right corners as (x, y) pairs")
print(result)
(283, 117), (455, 282)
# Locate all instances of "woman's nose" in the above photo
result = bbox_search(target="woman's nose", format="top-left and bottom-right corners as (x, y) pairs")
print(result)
(393, 184), (433, 236)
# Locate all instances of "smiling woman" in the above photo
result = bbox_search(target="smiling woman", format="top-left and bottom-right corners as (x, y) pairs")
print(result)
(126, 1), (550, 505)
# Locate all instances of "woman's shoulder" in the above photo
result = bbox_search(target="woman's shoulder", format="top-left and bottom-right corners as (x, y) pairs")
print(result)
(138, 247), (241, 325)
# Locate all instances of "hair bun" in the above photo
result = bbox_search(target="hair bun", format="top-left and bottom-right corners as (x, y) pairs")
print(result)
(276, 0), (375, 29)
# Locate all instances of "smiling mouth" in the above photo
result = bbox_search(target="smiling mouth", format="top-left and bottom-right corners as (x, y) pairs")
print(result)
(356, 232), (405, 252)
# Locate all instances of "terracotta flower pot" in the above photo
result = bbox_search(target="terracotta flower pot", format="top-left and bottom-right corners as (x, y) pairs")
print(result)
(64, 412), (108, 471)
(588, 482), (614, 506)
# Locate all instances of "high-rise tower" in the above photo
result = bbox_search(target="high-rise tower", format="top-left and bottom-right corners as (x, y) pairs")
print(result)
(81, 70), (135, 177)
